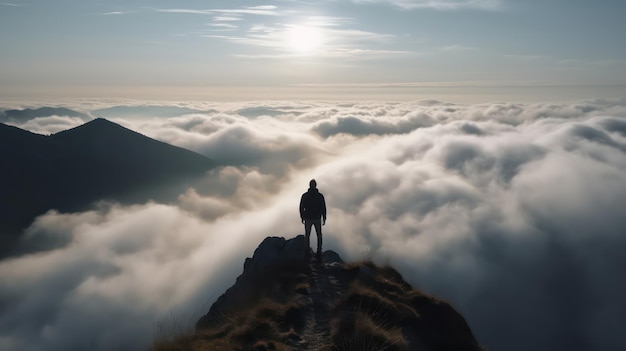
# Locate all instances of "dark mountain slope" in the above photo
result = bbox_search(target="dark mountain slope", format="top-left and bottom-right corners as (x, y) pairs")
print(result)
(0, 119), (215, 255)
(1, 124), (54, 235)
(0, 122), (49, 152)
(154, 236), (483, 351)
(47, 118), (213, 197)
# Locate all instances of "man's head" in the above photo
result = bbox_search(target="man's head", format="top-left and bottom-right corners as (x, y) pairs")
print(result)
(309, 179), (317, 189)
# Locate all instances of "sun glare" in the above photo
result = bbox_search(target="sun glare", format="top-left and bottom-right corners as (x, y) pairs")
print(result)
(287, 25), (323, 53)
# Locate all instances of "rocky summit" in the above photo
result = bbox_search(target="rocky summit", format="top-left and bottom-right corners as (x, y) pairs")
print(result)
(153, 236), (483, 351)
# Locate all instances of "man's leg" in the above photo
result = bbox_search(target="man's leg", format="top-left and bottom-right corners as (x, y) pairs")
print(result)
(313, 219), (322, 256)
(304, 220), (313, 255)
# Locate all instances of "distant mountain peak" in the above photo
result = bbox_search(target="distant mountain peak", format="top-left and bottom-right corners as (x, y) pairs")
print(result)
(79, 117), (117, 129)
(52, 117), (133, 137)
(0, 121), (215, 257)
(154, 236), (483, 351)
(90, 117), (113, 123)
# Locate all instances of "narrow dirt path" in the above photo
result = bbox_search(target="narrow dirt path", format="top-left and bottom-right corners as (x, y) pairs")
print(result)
(296, 255), (348, 350)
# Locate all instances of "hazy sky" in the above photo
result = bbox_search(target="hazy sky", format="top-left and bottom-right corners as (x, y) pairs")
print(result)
(1, 0), (625, 100)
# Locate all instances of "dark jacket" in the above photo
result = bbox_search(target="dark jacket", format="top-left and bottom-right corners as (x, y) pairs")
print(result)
(300, 188), (326, 221)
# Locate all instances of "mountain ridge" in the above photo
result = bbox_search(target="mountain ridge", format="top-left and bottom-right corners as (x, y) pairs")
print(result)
(154, 236), (483, 351)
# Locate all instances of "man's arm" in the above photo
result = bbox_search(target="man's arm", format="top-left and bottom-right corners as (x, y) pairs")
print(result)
(299, 194), (305, 223)
(321, 194), (327, 225)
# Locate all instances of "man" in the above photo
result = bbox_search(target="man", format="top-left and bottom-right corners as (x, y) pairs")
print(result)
(299, 179), (326, 258)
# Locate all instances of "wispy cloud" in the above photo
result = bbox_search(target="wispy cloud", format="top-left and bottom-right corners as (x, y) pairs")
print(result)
(203, 21), (413, 61)
(207, 23), (239, 31)
(308, 48), (414, 60)
(213, 16), (242, 21)
(0, 2), (22, 6)
(100, 11), (129, 16)
(246, 5), (278, 10)
(232, 48), (413, 61)
(96, 4), (416, 62)
(352, 0), (501, 10)
(157, 5), (282, 16)
(325, 27), (396, 43)
(156, 9), (215, 15)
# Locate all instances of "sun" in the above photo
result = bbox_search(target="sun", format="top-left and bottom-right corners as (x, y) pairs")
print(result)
(286, 25), (323, 53)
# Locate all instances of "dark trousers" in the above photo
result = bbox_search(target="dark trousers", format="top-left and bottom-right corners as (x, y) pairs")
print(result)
(304, 219), (322, 253)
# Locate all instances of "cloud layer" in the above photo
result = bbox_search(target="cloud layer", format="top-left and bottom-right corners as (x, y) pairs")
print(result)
(2, 98), (626, 350)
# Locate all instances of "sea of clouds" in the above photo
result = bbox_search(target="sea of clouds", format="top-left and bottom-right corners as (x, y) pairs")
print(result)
(1, 98), (626, 350)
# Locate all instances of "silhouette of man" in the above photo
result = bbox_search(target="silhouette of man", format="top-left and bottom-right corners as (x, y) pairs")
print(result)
(300, 179), (326, 258)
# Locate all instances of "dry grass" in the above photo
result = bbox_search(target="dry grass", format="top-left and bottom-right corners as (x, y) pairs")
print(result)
(329, 278), (411, 351)
(150, 259), (484, 351)
(331, 309), (407, 351)
(151, 296), (307, 351)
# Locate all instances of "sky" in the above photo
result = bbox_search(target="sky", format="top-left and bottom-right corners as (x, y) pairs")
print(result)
(1, 0), (626, 101)
(1, 99), (626, 350)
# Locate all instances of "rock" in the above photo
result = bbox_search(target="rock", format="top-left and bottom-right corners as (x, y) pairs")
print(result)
(243, 236), (308, 278)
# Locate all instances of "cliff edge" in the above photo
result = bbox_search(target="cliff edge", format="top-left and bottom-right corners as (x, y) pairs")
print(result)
(153, 235), (483, 351)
